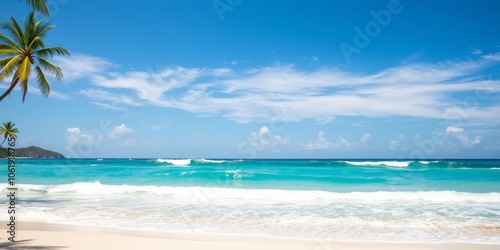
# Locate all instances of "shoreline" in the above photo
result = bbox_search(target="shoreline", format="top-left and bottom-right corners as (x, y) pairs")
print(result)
(1, 221), (499, 250)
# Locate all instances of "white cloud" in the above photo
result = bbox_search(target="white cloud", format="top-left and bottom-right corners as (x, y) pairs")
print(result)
(48, 90), (72, 100)
(304, 131), (331, 150)
(445, 126), (481, 147)
(79, 89), (141, 108)
(481, 52), (500, 61)
(92, 67), (228, 106)
(471, 48), (482, 55)
(360, 133), (371, 145)
(250, 126), (290, 147)
(388, 134), (405, 151)
(389, 139), (399, 151)
(315, 116), (335, 124)
(54, 54), (112, 81)
(65, 52), (500, 124)
(351, 121), (367, 127)
(66, 127), (97, 146)
(108, 124), (133, 139)
(338, 137), (353, 148)
(304, 132), (370, 150)
(28, 88), (72, 100)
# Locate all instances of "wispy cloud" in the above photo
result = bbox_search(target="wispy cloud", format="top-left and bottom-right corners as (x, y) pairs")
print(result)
(470, 48), (482, 55)
(65, 52), (500, 124)
(79, 89), (141, 108)
(54, 54), (113, 81)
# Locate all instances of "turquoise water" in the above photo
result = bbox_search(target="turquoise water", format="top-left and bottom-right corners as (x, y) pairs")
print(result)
(2, 158), (500, 242)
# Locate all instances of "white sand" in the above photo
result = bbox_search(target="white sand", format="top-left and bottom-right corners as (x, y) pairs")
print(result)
(1, 222), (499, 250)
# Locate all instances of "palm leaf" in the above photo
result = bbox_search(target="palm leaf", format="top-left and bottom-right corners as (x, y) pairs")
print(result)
(16, 56), (32, 82)
(6, 15), (26, 48)
(27, 36), (41, 49)
(20, 76), (29, 102)
(35, 22), (54, 39)
(24, 13), (37, 46)
(35, 65), (50, 96)
(25, 0), (50, 16)
(0, 77), (20, 102)
(0, 49), (18, 56)
(37, 57), (63, 81)
(35, 46), (70, 58)
(0, 33), (20, 49)
(0, 56), (21, 81)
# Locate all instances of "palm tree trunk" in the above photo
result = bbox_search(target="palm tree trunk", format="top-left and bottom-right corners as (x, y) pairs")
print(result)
(0, 78), (20, 102)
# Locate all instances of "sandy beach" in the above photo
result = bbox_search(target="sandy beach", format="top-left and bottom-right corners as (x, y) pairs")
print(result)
(1, 222), (498, 250)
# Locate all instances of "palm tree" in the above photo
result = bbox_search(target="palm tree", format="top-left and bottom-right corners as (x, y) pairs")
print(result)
(24, 0), (50, 16)
(0, 122), (19, 147)
(0, 12), (69, 102)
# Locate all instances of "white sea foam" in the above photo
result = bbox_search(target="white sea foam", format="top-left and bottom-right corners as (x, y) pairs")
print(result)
(196, 159), (225, 163)
(344, 161), (411, 168)
(419, 161), (440, 164)
(156, 158), (191, 166)
(13, 182), (500, 244)
(196, 159), (244, 164)
(220, 170), (254, 178)
(179, 171), (197, 176)
(9, 182), (500, 203)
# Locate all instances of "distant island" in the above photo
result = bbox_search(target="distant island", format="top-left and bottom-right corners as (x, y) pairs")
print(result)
(0, 146), (65, 158)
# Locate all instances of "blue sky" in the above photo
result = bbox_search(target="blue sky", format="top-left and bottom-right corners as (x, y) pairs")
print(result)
(1, 0), (499, 158)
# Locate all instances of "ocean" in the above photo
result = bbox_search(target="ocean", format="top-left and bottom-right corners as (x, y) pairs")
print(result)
(2, 158), (500, 243)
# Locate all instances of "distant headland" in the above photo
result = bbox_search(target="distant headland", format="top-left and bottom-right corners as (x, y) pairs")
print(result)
(0, 146), (65, 158)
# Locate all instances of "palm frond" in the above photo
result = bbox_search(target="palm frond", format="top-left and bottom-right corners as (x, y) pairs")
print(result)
(0, 49), (18, 56)
(37, 57), (63, 81)
(24, 13), (37, 46)
(35, 65), (50, 97)
(20, 75), (29, 102)
(35, 22), (54, 39)
(0, 77), (20, 102)
(27, 36), (41, 49)
(25, 0), (50, 16)
(8, 15), (26, 48)
(0, 55), (21, 81)
(0, 33), (20, 49)
(15, 56), (32, 83)
(35, 46), (70, 58)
